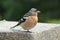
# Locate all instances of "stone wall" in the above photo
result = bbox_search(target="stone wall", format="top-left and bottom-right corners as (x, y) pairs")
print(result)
(0, 21), (60, 40)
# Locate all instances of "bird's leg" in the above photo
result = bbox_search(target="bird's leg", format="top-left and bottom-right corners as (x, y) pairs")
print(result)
(27, 30), (30, 32)
(26, 30), (32, 33)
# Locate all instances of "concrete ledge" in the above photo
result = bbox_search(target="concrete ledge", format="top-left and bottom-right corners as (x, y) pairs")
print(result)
(0, 21), (60, 40)
(0, 32), (34, 40)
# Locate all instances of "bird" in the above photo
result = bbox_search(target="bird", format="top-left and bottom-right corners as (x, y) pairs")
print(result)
(10, 8), (40, 32)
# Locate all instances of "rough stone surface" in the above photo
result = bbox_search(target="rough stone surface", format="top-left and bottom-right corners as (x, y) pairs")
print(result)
(0, 21), (60, 40)
(0, 32), (34, 40)
(40, 26), (60, 40)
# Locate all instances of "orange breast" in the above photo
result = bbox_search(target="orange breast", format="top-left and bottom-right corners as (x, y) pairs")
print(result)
(20, 16), (38, 30)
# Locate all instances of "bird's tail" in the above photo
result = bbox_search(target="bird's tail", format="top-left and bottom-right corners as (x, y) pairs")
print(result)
(10, 25), (17, 29)
(10, 22), (21, 29)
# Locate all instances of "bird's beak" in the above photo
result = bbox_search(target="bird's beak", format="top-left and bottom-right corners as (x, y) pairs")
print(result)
(37, 11), (40, 13)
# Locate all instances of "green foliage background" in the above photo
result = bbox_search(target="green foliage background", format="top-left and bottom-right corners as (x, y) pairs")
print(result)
(0, 0), (59, 23)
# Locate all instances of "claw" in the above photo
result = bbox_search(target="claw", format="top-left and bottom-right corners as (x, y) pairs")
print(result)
(26, 30), (32, 33)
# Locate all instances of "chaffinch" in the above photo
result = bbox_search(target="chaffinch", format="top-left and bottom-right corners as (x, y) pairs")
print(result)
(10, 8), (40, 32)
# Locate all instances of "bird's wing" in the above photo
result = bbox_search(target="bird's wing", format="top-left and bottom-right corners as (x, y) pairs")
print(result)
(10, 13), (29, 29)
(19, 13), (29, 24)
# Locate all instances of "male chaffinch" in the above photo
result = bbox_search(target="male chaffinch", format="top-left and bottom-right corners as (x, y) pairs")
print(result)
(10, 8), (40, 32)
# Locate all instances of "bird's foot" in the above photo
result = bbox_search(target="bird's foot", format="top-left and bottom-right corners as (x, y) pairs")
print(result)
(26, 30), (32, 33)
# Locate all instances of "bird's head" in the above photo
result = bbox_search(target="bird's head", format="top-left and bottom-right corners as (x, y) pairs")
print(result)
(28, 8), (40, 16)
